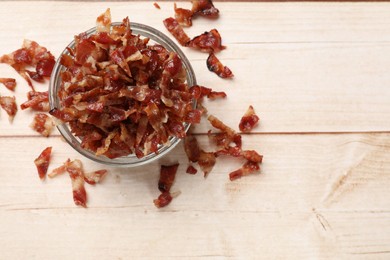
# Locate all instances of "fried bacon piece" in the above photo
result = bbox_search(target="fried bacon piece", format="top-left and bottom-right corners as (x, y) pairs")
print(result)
(0, 40), (55, 90)
(187, 29), (225, 53)
(191, 0), (219, 18)
(174, 3), (193, 27)
(207, 53), (233, 78)
(184, 135), (201, 162)
(154, 2), (161, 9)
(198, 150), (216, 177)
(186, 165), (198, 174)
(216, 147), (263, 163)
(20, 91), (49, 112)
(158, 164), (179, 192)
(229, 161), (260, 181)
(0, 78), (16, 91)
(34, 147), (52, 180)
(0, 96), (17, 122)
(66, 159), (87, 208)
(30, 113), (54, 137)
(163, 17), (191, 46)
(84, 169), (108, 185)
(154, 191), (173, 208)
(48, 159), (70, 178)
(207, 91), (227, 100)
(239, 105), (259, 132)
(189, 85), (226, 101)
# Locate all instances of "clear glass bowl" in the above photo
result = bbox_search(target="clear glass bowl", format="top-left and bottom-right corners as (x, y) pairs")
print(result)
(49, 22), (197, 167)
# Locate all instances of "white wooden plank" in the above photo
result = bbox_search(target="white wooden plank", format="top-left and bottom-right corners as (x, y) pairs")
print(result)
(0, 133), (390, 258)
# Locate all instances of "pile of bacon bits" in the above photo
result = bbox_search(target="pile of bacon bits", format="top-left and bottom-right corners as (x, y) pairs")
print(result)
(163, 0), (233, 79)
(1, 4), (263, 209)
(49, 8), (203, 159)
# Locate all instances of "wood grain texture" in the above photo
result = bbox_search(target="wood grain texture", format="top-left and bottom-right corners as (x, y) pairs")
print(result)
(0, 2), (390, 259)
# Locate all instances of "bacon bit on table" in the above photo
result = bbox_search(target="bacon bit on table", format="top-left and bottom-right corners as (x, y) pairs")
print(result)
(174, 3), (193, 27)
(84, 169), (108, 185)
(184, 135), (201, 162)
(20, 91), (49, 112)
(186, 165), (198, 174)
(163, 17), (191, 46)
(198, 150), (216, 177)
(66, 159), (87, 208)
(207, 53), (233, 79)
(0, 78), (16, 91)
(48, 159), (70, 178)
(191, 0), (219, 18)
(187, 29), (225, 53)
(50, 9), (198, 159)
(239, 105), (259, 132)
(207, 91), (227, 100)
(153, 2), (161, 9)
(154, 191), (173, 208)
(0, 96), (17, 122)
(0, 40), (55, 90)
(34, 147), (52, 180)
(229, 160), (260, 181)
(158, 164), (179, 192)
(30, 113), (54, 137)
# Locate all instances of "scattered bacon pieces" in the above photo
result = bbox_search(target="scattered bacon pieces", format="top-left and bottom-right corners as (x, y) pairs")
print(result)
(154, 2), (161, 9)
(0, 40), (55, 90)
(154, 191), (173, 208)
(158, 164), (179, 192)
(66, 159), (87, 208)
(163, 17), (191, 46)
(34, 147), (52, 180)
(186, 165), (198, 174)
(0, 78), (16, 91)
(187, 29), (225, 53)
(229, 160), (260, 181)
(30, 113), (54, 137)
(184, 135), (201, 162)
(174, 3), (193, 27)
(239, 105), (259, 132)
(191, 0), (219, 18)
(198, 150), (216, 177)
(207, 53), (233, 78)
(0, 96), (17, 122)
(20, 91), (49, 112)
(84, 169), (108, 185)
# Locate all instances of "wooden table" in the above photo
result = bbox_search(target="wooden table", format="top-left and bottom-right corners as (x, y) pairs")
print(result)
(1, 1), (390, 259)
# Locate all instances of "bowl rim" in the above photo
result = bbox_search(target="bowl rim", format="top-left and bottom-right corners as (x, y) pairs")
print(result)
(49, 22), (197, 167)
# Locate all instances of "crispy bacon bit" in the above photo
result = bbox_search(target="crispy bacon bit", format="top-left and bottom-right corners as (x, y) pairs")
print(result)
(216, 147), (263, 163)
(0, 96), (17, 122)
(207, 53), (233, 78)
(84, 169), (108, 185)
(154, 2), (161, 9)
(187, 29), (225, 53)
(34, 147), (52, 180)
(48, 159), (70, 178)
(30, 113), (54, 137)
(20, 91), (49, 112)
(198, 150), (216, 177)
(154, 191), (173, 208)
(207, 91), (227, 100)
(174, 3), (193, 27)
(163, 17), (191, 46)
(0, 40), (55, 90)
(184, 135), (201, 162)
(158, 164), (179, 192)
(186, 165), (198, 174)
(0, 78), (16, 91)
(66, 159), (87, 208)
(239, 105), (259, 132)
(51, 10), (198, 160)
(208, 114), (235, 138)
(229, 161), (260, 181)
(191, 0), (219, 18)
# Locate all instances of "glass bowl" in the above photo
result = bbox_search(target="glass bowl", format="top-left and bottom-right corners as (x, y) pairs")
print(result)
(49, 22), (197, 167)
